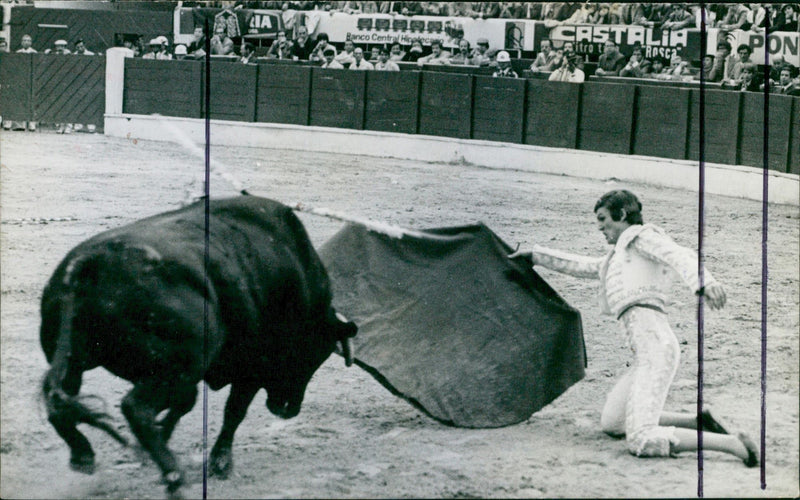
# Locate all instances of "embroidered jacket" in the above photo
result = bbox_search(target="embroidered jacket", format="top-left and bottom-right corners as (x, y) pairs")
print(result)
(530, 224), (717, 318)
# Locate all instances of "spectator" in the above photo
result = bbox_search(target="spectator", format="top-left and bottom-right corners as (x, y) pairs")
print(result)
(748, 3), (768, 32)
(654, 54), (691, 81)
(716, 3), (751, 31)
(369, 45), (381, 63)
(309, 33), (335, 63)
(492, 50), (518, 78)
(471, 37), (493, 67)
(767, 66), (800, 96)
(475, 2), (501, 19)
(333, 39), (356, 66)
(374, 47), (400, 71)
(589, 4), (614, 24)
(594, 39), (626, 77)
(417, 39), (451, 65)
(402, 39), (425, 63)
(694, 54), (715, 81)
(648, 57), (666, 78)
(320, 47), (344, 68)
(619, 45), (651, 78)
(447, 2), (479, 18)
(266, 30), (294, 59)
(73, 39), (94, 56)
(548, 51), (585, 83)
(729, 44), (753, 83)
(174, 44), (188, 60)
(707, 41), (733, 83)
(239, 42), (255, 63)
(291, 25), (313, 60)
(389, 42), (405, 62)
(16, 34), (37, 53)
(210, 25), (235, 55)
(450, 39), (475, 65)
(142, 39), (160, 59)
(155, 37), (173, 60)
(420, 2), (443, 16)
(349, 47), (374, 70)
(732, 62), (760, 92)
(661, 3), (695, 30)
(768, 4), (798, 33)
(187, 27), (207, 59)
(530, 38), (558, 72)
(45, 39), (71, 55)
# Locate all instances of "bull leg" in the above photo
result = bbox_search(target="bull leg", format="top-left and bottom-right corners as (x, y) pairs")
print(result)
(121, 382), (185, 494)
(46, 365), (96, 474)
(209, 382), (259, 479)
(156, 384), (198, 442)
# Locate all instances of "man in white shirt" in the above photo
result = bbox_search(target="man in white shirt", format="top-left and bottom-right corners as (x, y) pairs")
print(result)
(349, 47), (374, 70)
(320, 47), (344, 69)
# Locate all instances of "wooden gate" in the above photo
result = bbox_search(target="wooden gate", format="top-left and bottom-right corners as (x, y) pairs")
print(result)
(32, 54), (105, 126)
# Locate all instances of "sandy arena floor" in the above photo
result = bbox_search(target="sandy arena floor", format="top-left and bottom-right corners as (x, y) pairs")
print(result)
(1, 130), (798, 498)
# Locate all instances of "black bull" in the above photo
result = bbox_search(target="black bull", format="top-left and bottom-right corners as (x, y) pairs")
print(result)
(40, 196), (357, 494)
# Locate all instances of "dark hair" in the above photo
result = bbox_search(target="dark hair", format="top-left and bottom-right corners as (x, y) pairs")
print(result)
(594, 190), (643, 225)
(316, 32), (329, 42)
(430, 39), (442, 47)
(717, 41), (732, 52)
(737, 44), (752, 54)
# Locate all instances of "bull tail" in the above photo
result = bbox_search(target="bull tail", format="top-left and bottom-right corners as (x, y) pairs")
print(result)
(43, 292), (127, 447)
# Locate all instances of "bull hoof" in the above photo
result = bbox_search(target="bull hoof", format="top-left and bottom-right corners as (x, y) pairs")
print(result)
(210, 451), (232, 480)
(69, 453), (96, 475)
(164, 470), (184, 495)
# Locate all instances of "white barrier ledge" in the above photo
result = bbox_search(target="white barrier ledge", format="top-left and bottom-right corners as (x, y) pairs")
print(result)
(104, 114), (799, 206)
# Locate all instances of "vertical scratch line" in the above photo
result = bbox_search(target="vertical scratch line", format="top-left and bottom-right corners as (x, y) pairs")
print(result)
(697, 6), (707, 497)
(760, 9), (770, 490)
(202, 16), (212, 500)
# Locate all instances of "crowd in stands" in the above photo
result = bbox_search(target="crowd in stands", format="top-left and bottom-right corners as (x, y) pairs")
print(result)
(178, 2), (798, 32)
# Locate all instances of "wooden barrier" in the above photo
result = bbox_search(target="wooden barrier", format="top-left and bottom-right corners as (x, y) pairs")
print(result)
(5, 55), (796, 173)
(687, 89), (740, 166)
(124, 58), (202, 118)
(364, 70), (420, 134)
(472, 76), (525, 143)
(202, 61), (257, 122)
(633, 85), (690, 160)
(739, 93), (794, 172)
(524, 80), (580, 149)
(578, 82), (635, 155)
(256, 64), (311, 125)
(33, 54), (105, 126)
(0, 53), (33, 122)
(309, 68), (366, 130)
(418, 72), (472, 139)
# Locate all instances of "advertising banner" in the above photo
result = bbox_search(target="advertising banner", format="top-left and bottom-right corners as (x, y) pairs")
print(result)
(707, 28), (800, 66)
(535, 23), (697, 60)
(314, 13), (515, 51)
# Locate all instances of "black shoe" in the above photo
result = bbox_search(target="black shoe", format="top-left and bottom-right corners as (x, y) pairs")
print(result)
(737, 432), (759, 467)
(699, 407), (730, 434)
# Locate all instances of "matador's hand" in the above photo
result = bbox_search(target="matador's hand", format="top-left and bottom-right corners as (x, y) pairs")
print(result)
(703, 283), (727, 310)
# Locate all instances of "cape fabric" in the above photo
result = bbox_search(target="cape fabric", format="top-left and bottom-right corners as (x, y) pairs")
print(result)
(319, 223), (586, 428)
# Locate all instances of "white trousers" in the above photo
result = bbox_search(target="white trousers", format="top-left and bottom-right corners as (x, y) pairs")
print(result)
(600, 306), (681, 457)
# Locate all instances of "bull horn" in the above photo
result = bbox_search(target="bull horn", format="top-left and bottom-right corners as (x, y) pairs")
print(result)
(341, 337), (354, 367)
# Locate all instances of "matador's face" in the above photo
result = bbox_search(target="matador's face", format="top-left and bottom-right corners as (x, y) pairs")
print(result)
(595, 207), (630, 245)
